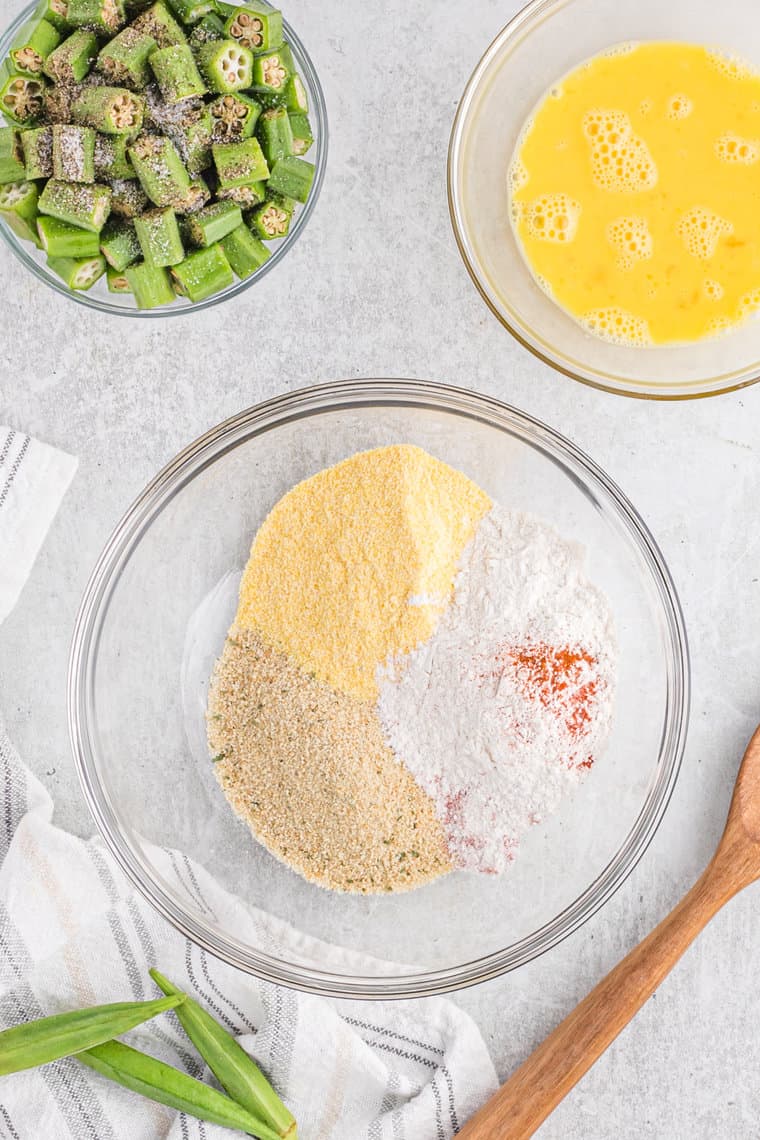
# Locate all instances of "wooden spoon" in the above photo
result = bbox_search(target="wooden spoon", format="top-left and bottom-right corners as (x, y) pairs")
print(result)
(458, 725), (760, 1140)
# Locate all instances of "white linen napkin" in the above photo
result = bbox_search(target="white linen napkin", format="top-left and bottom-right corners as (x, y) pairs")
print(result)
(0, 430), (498, 1140)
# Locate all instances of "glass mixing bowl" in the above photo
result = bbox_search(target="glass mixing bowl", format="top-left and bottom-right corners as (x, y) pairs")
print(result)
(68, 379), (689, 998)
(448, 0), (760, 399)
(0, 1), (327, 317)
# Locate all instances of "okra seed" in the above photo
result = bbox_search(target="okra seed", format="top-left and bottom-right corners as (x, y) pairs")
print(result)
(261, 58), (285, 87)
(14, 48), (44, 73)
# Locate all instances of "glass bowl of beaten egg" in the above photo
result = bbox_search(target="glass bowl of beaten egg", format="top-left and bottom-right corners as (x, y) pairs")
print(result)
(449, 0), (760, 398)
(69, 380), (688, 998)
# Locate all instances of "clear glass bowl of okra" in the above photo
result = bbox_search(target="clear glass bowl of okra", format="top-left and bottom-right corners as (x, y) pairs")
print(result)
(0, 0), (326, 314)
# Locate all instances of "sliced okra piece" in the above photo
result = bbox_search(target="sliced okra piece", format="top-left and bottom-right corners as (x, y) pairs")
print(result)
(218, 221), (268, 276)
(288, 111), (312, 155)
(108, 175), (148, 216)
(212, 136), (267, 187)
(128, 132), (190, 204)
(52, 123), (96, 181)
(20, 125), (53, 178)
(44, 29), (98, 82)
(134, 205), (183, 264)
(248, 193), (290, 238)
(124, 258), (175, 305)
(94, 132), (134, 178)
(212, 1), (235, 19)
(97, 26), (158, 89)
(35, 0), (72, 32)
(99, 216), (140, 267)
(9, 18), (61, 77)
(170, 241), (232, 300)
(283, 71), (307, 114)
(251, 46), (289, 95)
(43, 82), (82, 124)
(149, 44), (205, 102)
(0, 180), (40, 244)
(188, 9), (225, 45)
(133, 1), (187, 47)
(106, 263), (131, 290)
(0, 64), (47, 125)
(38, 178), (111, 231)
(185, 198), (240, 245)
(47, 252), (106, 288)
(67, 0), (126, 35)
(223, 1), (281, 52)
(165, 0), (213, 24)
(0, 128), (26, 183)
(217, 178), (264, 206)
(196, 39), (252, 93)
(38, 214), (100, 256)
(209, 92), (260, 142)
(171, 174), (209, 212)
(267, 154), (312, 202)
(72, 85), (144, 135)
(169, 108), (212, 175)
(256, 105), (292, 164)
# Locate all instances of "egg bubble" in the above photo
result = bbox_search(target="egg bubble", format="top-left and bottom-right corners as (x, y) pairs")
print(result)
(667, 94), (693, 120)
(524, 193), (581, 243)
(703, 278), (724, 301)
(715, 133), (760, 165)
(582, 109), (658, 192)
(582, 307), (651, 346)
(676, 207), (733, 260)
(509, 158), (529, 191)
(606, 216), (653, 269)
(706, 50), (758, 80)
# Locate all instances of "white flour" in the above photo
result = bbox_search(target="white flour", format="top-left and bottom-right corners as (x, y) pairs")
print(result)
(377, 505), (616, 874)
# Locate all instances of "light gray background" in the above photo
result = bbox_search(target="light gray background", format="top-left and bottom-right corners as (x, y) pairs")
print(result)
(1, 0), (759, 1135)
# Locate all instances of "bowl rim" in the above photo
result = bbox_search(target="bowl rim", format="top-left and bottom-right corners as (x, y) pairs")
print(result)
(0, 1), (328, 318)
(68, 377), (690, 999)
(447, 0), (760, 401)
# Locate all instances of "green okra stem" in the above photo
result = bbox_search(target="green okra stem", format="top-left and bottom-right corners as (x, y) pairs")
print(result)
(256, 105), (293, 165)
(97, 25), (158, 88)
(124, 257), (175, 305)
(196, 38), (253, 94)
(223, 1), (282, 52)
(38, 178), (111, 230)
(72, 85), (144, 135)
(77, 1040), (281, 1139)
(43, 28), (97, 81)
(149, 43), (206, 103)
(0, 995), (183, 1076)
(20, 125), (53, 178)
(287, 111), (312, 155)
(0, 179), (40, 244)
(134, 204), (184, 264)
(248, 194), (290, 238)
(38, 213), (100, 256)
(106, 263), (132, 290)
(128, 132), (190, 204)
(47, 252), (106, 287)
(170, 240), (232, 300)
(212, 135), (268, 188)
(185, 197), (240, 245)
(94, 132), (134, 179)
(99, 216), (140, 267)
(209, 92), (260, 142)
(0, 128), (26, 183)
(0, 65), (47, 124)
(10, 18), (61, 77)
(150, 969), (296, 1138)
(216, 216), (269, 276)
(165, 0), (214, 25)
(266, 154), (312, 202)
(133, 0), (188, 47)
(67, 0), (126, 35)
(108, 175), (148, 216)
(52, 123), (96, 181)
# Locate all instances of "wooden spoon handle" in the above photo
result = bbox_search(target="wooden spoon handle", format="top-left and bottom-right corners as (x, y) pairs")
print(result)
(458, 861), (736, 1139)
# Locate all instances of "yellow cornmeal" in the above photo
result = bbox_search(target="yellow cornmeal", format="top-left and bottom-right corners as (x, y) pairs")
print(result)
(235, 444), (491, 701)
(510, 42), (760, 345)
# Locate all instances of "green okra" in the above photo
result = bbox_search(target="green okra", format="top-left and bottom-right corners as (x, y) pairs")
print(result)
(94, 132), (134, 178)
(9, 18), (61, 77)
(266, 154), (312, 202)
(124, 257), (175, 305)
(47, 251), (106, 287)
(196, 38), (252, 93)
(171, 174), (210, 212)
(108, 175), (148, 215)
(0, 180), (40, 244)
(248, 193), (289, 238)
(128, 132), (190, 204)
(149, 43), (205, 103)
(171, 108), (213, 176)
(99, 216), (140, 267)
(223, 0), (281, 52)
(77, 1040), (281, 1139)
(251, 46), (290, 95)
(72, 85), (144, 135)
(209, 91), (260, 142)
(67, 0), (125, 35)
(0, 64), (47, 124)
(20, 125), (53, 178)
(217, 178), (264, 206)
(38, 177), (111, 230)
(288, 111), (312, 155)
(133, 1), (187, 47)
(106, 263), (131, 290)
(44, 29), (97, 82)
(185, 197), (240, 245)
(38, 213), (100, 255)
(165, 0), (214, 24)
(188, 9), (225, 45)
(34, 0), (71, 31)
(52, 123), (96, 181)
(283, 72), (307, 114)
(256, 105), (292, 165)
(170, 240), (232, 299)
(212, 135), (267, 187)
(0, 128), (26, 183)
(0, 995), (183, 1076)
(216, 216), (269, 276)
(43, 82), (80, 123)
(150, 969), (295, 1139)
(134, 204), (184, 264)
(97, 25), (158, 88)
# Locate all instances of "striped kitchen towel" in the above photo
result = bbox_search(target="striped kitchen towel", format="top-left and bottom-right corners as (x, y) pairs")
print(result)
(0, 431), (498, 1139)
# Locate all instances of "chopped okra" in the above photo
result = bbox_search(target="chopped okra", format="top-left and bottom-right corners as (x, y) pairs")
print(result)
(0, 0), (317, 307)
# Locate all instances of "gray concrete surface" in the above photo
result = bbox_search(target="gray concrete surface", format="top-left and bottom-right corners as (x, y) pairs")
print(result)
(1, 0), (759, 1135)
